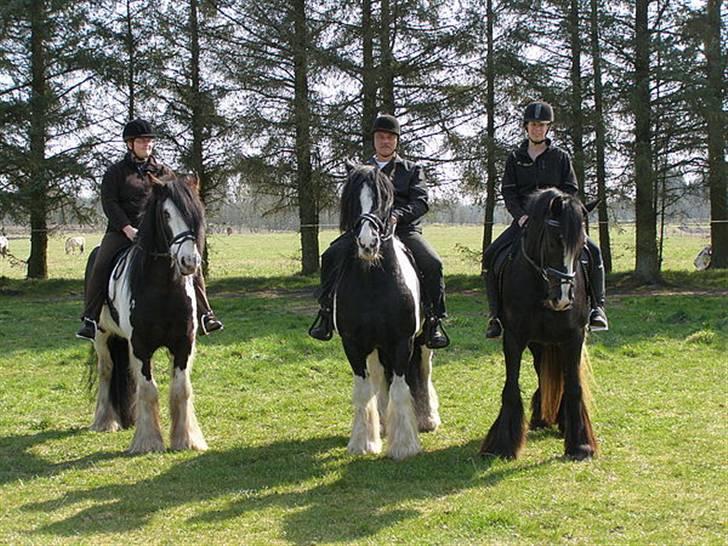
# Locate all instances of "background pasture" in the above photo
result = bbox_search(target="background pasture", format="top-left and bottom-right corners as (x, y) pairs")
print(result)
(0, 225), (726, 544)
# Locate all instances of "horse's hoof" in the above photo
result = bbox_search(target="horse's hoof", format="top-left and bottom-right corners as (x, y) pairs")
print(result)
(387, 443), (421, 461)
(171, 438), (208, 451)
(417, 415), (441, 433)
(565, 445), (594, 461)
(90, 420), (121, 433)
(128, 435), (165, 454)
(347, 439), (382, 455)
(528, 418), (549, 431)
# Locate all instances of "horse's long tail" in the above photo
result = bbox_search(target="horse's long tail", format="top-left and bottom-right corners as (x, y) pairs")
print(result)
(540, 342), (594, 427)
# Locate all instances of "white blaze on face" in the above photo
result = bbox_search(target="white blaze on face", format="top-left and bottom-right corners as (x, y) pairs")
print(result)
(357, 184), (378, 259)
(163, 199), (200, 275)
(554, 244), (577, 310)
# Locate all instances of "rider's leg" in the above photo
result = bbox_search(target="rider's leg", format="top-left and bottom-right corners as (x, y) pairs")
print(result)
(399, 231), (449, 349)
(77, 232), (131, 340)
(194, 273), (223, 335)
(309, 235), (350, 341)
(484, 222), (521, 339)
(585, 237), (608, 331)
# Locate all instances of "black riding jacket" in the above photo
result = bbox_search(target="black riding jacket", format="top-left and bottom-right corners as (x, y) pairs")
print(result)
(367, 154), (429, 233)
(101, 153), (173, 233)
(501, 138), (578, 221)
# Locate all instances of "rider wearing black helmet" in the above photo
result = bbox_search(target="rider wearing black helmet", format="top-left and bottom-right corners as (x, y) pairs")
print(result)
(308, 113), (450, 349)
(76, 118), (223, 340)
(483, 101), (608, 338)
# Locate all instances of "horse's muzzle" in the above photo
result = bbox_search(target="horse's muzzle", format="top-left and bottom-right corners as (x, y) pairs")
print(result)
(178, 252), (201, 275)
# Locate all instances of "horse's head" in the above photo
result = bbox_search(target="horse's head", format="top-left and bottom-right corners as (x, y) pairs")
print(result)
(340, 160), (394, 263)
(139, 174), (206, 276)
(524, 189), (587, 311)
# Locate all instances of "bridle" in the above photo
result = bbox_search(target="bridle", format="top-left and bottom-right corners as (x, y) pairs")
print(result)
(520, 218), (577, 297)
(353, 211), (393, 242)
(148, 198), (198, 262)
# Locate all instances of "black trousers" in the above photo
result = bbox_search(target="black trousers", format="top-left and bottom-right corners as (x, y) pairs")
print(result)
(81, 231), (213, 322)
(318, 229), (447, 317)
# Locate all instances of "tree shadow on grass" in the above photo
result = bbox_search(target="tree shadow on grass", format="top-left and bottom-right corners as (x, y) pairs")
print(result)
(24, 434), (558, 544)
(0, 427), (124, 486)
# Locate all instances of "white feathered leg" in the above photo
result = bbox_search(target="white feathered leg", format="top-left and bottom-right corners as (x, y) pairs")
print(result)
(367, 350), (389, 436)
(347, 374), (382, 455)
(128, 349), (164, 454)
(90, 331), (121, 432)
(170, 347), (207, 451)
(386, 375), (421, 460)
(414, 346), (441, 432)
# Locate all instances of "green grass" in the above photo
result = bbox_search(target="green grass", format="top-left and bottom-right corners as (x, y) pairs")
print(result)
(0, 226), (726, 544)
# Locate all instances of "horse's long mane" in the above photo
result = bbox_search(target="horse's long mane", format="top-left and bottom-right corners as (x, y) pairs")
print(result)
(339, 164), (394, 232)
(128, 175), (206, 292)
(525, 188), (584, 258)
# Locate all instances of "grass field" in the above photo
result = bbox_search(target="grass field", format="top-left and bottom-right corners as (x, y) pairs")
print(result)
(0, 225), (726, 545)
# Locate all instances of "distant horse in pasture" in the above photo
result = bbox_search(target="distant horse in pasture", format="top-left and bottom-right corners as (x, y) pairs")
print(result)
(481, 188), (598, 461)
(0, 235), (8, 258)
(86, 174), (208, 453)
(65, 236), (85, 255)
(331, 161), (440, 460)
(226, 226), (233, 236)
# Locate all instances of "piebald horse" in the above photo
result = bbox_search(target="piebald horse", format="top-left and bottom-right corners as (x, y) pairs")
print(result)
(87, 174), (208, 453)
(333, 161), (440, 460)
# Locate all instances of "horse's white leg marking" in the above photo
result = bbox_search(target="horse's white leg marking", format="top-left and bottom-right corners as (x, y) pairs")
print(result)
(386, 374), (421, 460)
(128, 345), (164, 454)
(90, 329), (121, 432)
(393, 239), (422, 334)
(347, 372), (382, 455)
(366, 350), (389, 436)
(169, 344), (207, 451)
(414, 346), (441, 432)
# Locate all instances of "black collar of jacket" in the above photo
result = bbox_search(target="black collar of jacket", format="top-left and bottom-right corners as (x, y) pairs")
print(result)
(515, 137), (552, 158)
(124, 152), (163, 177)
(367, 154), (403, 174)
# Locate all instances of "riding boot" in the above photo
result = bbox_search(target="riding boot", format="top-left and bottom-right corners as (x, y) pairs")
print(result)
(587, 251), (609, 332)
(425, 315), (450, 349)
(308, 304), (334, 341)
(194, 274), (223, 335)
(484, 269), (502, 339)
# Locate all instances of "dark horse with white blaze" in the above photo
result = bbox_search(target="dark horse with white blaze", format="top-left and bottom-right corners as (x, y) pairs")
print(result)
(333, 161), (440, 460)
(481, 188), (598, 460)
(86, 173), (208, 453)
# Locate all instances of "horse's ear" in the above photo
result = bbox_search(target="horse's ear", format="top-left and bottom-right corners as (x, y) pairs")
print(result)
(345, 158), (357, 174)
(549, 196), (564, 216)
(149, 174), (165, 187)
(184, 173), (200, 193)
(585, 199), (599, 213)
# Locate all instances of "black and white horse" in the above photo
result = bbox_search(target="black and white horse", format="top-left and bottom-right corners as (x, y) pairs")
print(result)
(87, 174), (208, 454)
(333, 161), (440, 460)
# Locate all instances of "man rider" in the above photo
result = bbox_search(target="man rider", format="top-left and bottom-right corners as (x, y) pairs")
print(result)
(76, 118), (223, 340)
(483, 101), (609, 339)
(308, 114), (450, 349)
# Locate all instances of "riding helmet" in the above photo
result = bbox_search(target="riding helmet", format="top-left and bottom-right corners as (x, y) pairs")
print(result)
(372, 114), (400, 136)
(523, 101), (554, 125)
(122, 118), (156, 141)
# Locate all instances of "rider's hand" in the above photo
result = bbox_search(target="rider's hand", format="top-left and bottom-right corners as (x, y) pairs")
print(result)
(122, 225), (138, 241)
(389, 214), (399, 226)
(518, 215), (529, 227)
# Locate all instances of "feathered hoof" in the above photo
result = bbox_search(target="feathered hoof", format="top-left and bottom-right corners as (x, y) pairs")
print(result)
(386, 441), (421, 461)
(417, 414), (441, 433)
(128, 434), (165, 454)
(565, 444), (594, 461)
(90, 419), (121, 433)
(528, 418), (549, 431)
(479, 441), (520, 460)
(171, 434), (208, 451)
(347, 438), (382, 455)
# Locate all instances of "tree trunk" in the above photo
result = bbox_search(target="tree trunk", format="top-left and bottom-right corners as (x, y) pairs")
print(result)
(293, 0), (319, 275)
(633, 0), (659, 282)
(125, 0), (135, 119)
(704, 0), (727, 268)
(568, 0), (585, 198)
(187, 0), (212, 276)
(361, 0), (377, 156)
(481, 0), (496, 272)
(589, 0), (611, 272)
(27, 0), (48, 279)
(379, 0), (395, 114)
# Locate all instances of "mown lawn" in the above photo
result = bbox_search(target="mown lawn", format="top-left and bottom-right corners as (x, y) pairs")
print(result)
(0, 225), (726, 544)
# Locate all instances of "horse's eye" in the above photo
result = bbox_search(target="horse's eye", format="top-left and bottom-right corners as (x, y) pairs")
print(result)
(164, 210), (171, 220)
